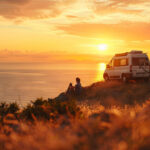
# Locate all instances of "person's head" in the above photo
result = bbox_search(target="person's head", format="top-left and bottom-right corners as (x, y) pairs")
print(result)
(69, 83), (73, 86)
(76, 77), (80, 84)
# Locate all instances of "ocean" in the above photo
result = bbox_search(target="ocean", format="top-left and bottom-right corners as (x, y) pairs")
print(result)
(0, 63), (105, 105)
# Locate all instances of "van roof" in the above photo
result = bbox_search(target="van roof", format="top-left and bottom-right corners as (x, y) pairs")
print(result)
(115, 50), (144, 57)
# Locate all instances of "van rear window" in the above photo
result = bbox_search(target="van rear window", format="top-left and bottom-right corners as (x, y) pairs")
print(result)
(132, 57), (149, 66)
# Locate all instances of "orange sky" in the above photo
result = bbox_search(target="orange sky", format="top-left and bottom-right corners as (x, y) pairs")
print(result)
(0, 0), (150, 63)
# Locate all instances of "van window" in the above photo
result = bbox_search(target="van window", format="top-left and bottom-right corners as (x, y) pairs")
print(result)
(114, 59), (120, 67)
(120, 59), (128, 66)
(114, 58), (128, 67)
(108, 60), (113, 67)
(132, 57), (149, 66)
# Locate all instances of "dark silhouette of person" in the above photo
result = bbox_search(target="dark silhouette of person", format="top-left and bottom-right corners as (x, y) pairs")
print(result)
(75, 77), (82, 96)
(66, 83), (74, 96)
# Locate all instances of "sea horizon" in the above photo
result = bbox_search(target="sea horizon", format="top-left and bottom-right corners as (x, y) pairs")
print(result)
(0, 62), (105, 105)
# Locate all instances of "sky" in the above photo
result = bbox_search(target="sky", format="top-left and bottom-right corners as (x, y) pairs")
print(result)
(1, 0), (150, 63)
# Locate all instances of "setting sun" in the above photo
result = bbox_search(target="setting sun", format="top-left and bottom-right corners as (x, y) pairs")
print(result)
(98, 44), (108, 51)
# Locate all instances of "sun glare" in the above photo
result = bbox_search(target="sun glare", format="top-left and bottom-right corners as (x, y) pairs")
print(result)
(98, 44), (108, 51)
(99, 63), (106, 71)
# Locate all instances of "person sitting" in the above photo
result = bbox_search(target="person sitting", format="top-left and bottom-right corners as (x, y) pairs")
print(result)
(75, 77), (82, 96)
(66, 83), (74, 96)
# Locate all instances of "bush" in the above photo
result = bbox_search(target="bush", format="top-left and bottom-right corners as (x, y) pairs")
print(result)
(1, 81), (150, 149)
(20, 98), (81, 122)
(0, 102), (19, 115)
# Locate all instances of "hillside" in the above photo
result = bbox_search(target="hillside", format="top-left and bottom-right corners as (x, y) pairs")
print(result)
(55, 81), (150, 106)
(1, 81), (150, 150)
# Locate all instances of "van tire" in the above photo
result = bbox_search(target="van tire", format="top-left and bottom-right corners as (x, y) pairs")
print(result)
(122, 74), (128, 83)
(104, 74), (109, 82)
(144, 78), (149, 82)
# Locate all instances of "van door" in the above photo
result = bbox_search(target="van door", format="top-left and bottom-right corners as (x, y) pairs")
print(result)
(132, 57), (149, 77)
(111, 58), (121, 79)
(106, 59), (115, 79)
(115, 58), (129, 79)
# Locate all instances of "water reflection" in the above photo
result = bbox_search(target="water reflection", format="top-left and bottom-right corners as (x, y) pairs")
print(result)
(99, 63), (106, 71)
(95, 63), (106, 81)
(0, 63), (107, 104)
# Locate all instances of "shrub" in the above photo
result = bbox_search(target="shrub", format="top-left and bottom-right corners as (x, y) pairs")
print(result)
(20, 98), (81, 122)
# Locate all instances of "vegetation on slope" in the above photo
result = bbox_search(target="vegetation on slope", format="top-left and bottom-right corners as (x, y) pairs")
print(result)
(83, 81), (150, 106)
(0, 81), (150, 150)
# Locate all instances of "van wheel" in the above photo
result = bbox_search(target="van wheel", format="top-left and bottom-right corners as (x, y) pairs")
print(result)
(144, 78), (149, 82)
(122, 75), (128, 83)
(104, 74), (109, 82)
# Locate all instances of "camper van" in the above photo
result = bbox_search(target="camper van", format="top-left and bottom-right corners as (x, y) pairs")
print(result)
(103, 50), (150, 82)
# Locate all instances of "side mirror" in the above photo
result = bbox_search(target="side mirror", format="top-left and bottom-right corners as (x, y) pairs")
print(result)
(106, 64), (111, 68)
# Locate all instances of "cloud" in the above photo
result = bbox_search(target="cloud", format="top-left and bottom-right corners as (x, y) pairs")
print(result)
(57, 22), (150, 41)
(0, 49), (109, 63)
(91, 0), (148, 15)
(0, 0), (75, 20)
(1, 0), (29, 4)
(94, 0), (146, 6)
(66, 15), (79, 19)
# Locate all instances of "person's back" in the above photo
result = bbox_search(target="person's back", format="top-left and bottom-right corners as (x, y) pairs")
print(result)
(75, 77), (82, 96)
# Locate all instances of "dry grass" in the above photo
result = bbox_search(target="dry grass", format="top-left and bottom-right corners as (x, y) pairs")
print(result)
(1, 81), (150, 150)
(83, 81), (150, 106)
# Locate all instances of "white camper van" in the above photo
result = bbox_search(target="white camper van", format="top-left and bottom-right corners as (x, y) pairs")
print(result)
(103, 50), (150, 82)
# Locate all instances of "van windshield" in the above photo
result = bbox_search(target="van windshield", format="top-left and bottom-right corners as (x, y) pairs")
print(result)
(132, 57), (149, 66)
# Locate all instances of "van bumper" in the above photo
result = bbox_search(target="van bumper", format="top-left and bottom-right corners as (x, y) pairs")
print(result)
(127, 73), (150, 79)
(124, 73), (132, 78)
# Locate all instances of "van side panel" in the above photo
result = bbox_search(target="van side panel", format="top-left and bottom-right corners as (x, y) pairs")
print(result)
(110, 57), (130, 79)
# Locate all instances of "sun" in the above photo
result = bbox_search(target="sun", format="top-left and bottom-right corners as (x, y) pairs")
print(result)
(98, 44), (108, 51)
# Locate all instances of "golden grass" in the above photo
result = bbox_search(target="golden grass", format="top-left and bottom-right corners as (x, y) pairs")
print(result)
(0, 81), (150, 150)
